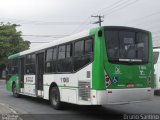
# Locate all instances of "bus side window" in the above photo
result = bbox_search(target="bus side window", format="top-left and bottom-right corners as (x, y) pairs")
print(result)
(74, 40), (84, 57)
(74, 37), (93, 71)
(45, 48), (53, 73)
(84, 39), (93, 55)
(11, 60), (18, 74)
(66, 44), (72, 58)
(52, 47), (57, 72)
(25, 54), (35, 74)
(64, 43), (73, 72)
(58, 45), (66, 60)
(57, 43), (73, 72)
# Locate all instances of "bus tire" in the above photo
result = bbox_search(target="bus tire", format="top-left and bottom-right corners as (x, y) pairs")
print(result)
(12, 83), (19, 98)
(50, 86), (62, 110)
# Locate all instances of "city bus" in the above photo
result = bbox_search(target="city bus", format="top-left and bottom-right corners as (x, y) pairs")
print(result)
(6, 26), (154, 110)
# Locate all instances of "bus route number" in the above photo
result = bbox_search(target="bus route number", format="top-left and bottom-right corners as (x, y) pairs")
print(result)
(61, 77), (69, 83)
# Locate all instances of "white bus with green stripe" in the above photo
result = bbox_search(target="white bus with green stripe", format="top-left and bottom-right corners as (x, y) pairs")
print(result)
(6, 26), (154, 109)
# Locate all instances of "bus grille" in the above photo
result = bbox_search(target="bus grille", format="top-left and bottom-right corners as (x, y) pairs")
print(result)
(78, 81), (90, 101)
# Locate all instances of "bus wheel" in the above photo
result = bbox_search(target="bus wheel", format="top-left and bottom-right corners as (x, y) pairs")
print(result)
(50, 86), (62, 110)
(12, 83), (19, 98)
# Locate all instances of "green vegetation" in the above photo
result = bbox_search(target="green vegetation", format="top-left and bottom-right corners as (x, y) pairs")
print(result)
(0, 23), (30, 78)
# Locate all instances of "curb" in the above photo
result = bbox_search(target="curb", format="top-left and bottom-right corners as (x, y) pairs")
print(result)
(0, 103), (23, 120)
(0, 103), (17, 114)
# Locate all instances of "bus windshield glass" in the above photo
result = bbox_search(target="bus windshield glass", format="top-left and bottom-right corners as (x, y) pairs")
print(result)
(105, 30), (149, 63)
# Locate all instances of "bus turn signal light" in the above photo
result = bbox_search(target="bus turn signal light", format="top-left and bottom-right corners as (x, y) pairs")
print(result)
(105, 75), (111, 87)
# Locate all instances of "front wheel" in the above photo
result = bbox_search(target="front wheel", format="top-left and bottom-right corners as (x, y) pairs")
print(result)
(50, 86), (62, 110)
(12, 83), (19, 98)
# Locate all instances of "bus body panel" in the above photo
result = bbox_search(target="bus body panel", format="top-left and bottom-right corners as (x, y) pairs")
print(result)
(43, 63), (92, 104)
(106, 88), (153, 104)
(103, 28), (154, 89)
(91, 27), (154, 104)
(23, 75), (36, 96)
(91, 88), (153, 105)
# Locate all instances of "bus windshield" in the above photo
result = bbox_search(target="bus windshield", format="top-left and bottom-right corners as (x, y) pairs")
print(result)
(105, 30), (149, 64)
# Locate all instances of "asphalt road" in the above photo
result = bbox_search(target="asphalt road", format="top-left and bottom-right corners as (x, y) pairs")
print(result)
(1, 81), (160, 120)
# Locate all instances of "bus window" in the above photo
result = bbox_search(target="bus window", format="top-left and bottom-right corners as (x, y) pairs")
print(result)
(53, 47), (57, 60)
(106, 31), (119, 59)
(58, 45), (66, 59)
(74, 38), (93, 71)
(66, 44), (72, 58)
(74, 40), (84, 57)
(31, 54), (36, 63)
(52, 47), (57, 72)
(57, 43), (73, 72)
(11, 60), (18, 74)
(25, 54), (35, 74)
(106, 31), (148, 63)
(46, 49), (53, 61)
(136, 33), (148, 62)
(119, 31), (135, 59)
(45, 48), (53, 73)
(84, 39), (93, 55)
(154, 52), (159, 64)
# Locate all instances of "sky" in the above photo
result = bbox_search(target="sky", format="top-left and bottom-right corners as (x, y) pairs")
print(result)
(0, 0), (160, 48)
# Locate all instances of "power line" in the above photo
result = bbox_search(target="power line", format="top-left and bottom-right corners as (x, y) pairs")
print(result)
(103, 0), (138, 16)
(22, 34), (69, 38)
(68, 0), (137, 34)
(125, 11), (160, 25)
(102, 0), (130, 15)
(94, 0), (125, 15)
(0, 18), (90, 25)
(69, 16), (91, 34)
(70, 0), (127, 34)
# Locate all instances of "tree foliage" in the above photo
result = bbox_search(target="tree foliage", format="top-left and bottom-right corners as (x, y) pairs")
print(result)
(0, 23), (30, 77)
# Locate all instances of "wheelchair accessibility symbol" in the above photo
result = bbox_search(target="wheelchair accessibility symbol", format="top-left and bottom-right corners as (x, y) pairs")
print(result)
(112, 76), (118, 83)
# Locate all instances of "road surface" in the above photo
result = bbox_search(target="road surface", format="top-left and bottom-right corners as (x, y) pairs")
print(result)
(0, 80), (160, 120)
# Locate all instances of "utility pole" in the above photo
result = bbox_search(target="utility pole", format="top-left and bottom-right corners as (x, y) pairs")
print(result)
(91, 15), (104, 26)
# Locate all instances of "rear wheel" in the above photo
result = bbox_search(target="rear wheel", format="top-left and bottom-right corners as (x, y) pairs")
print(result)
(50, 86), (62, 110)
(12, 83), (19, 97)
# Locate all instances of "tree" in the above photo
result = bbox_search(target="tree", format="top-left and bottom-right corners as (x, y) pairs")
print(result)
(0, 23), (30, 78)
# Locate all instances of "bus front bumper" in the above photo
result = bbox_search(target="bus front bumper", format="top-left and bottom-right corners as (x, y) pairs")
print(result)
(91, 88), (153, 105)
